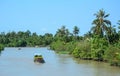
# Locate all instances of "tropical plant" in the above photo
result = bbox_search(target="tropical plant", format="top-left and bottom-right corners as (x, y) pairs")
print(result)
(91, 9), (111, 38)
(91, 36), (108, 61)
(55, 26), (71, 42)
(73, 26), (79, 40)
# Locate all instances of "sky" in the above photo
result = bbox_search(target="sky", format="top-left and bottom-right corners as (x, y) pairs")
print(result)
(0, 0), (120, 35)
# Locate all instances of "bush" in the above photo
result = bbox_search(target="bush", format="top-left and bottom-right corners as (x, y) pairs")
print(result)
(50, 40), (76, 54)
(50, 40), (66, 52)
(105, 45), (120, 66)
(91, 36), (108, 61)
(72, 40), (91, 59)
(0, 44), (4, 54)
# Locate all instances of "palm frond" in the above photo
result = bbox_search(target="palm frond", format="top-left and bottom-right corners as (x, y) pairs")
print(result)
(104, 14), (110, 18)
(104, 20), (111, 25)
(92, 19), (99, 25)
(117, 20), (120, 25)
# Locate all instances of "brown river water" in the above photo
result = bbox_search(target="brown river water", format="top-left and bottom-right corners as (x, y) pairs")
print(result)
(0, 47), (120, 76)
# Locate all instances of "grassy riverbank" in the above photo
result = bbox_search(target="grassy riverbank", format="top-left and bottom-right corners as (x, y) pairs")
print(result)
(50, 39), (120, 67)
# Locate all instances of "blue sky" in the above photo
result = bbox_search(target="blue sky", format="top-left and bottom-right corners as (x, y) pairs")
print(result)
(0, 0), (120, 35)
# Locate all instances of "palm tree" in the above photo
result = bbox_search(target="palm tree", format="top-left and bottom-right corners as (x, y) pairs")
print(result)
(73, 26), (79, 40)
(55, 26), (70, 42)
(55, 26), (66, 38)
(91, 9), (112, 60)
(118, 20), (120, 30)
(117, 20), (120, 37)
(91, 9), (111, 37)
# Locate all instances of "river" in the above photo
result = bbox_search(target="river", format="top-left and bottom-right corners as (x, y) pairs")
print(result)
(0, 47), (120, 76)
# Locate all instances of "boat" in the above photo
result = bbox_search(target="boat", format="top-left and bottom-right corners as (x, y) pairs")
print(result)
(34, 53), (45, 63)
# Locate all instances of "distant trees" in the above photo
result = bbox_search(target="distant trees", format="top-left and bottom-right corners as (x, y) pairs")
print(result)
(55, 26), (71, 42)
(44, 33), (53, 45)
(0, 30), (53, 47)
(55, 26), (67, 41)
(54, 25), (81, 43)
(50, 25), (81, 53)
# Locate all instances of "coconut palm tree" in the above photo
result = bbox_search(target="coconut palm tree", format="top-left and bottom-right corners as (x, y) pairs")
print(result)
(91, 9), (112, 60)
(73, 26), (79, 40)
(117, 20), (120, 38)
(118, 20), (120, 30)
(91, 9), (111, 37)
(55, 26), (71, 42)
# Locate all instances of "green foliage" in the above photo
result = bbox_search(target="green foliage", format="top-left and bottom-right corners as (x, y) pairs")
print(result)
(50, 22), (120, 67)
(1, 9), (120, 67)
(17, 39), (27, 47)
(0, 31), (53, 47)
(50, 40), (76, 54)
(91, 36), (108, 61)
(50, 40), (66, 52)
(72, 40), (91, 59)
(54, 26), (72, 43)
(64, 41), (76, 54)
(0, 44), (4, 54)
(50, 25), (81, 54)
(105, 45), (120, 66)
(91, 9), (111, 38)
(73, 26), (79, 41)
(0, 44), (4, 50)
(72, 47), (80, 58)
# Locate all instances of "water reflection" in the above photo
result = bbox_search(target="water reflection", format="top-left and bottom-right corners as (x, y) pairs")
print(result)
(0, 49), (4, 56)
(0, 50), (1, 55)
(0, 47), (120, 76)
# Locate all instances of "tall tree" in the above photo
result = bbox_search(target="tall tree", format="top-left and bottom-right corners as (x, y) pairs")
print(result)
(91, 9), (111, 37)
(55, 26), (71, 42)
(118, 20), (120, 34)
(73, 26), (79, 40)
(117, 20), (120, 40)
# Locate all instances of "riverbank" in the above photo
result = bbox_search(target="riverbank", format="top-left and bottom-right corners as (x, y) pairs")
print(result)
(0, 44), (4, 54)
(50, 40), (120, 67)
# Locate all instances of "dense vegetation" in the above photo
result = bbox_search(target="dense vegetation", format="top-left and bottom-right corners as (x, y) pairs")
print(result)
(0, 30), (53, 53)
(0, 44), (4, 54)
(0, 9), (120, 67)
(50, 9), (120, 67)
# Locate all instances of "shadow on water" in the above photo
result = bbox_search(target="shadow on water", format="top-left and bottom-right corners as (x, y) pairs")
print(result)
(0, 47), (120, 76)
(0, 51), (1, 56)
(0, 49), (4, 56)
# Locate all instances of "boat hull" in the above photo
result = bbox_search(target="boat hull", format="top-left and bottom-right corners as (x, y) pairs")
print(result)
(34, 58), (45, 63)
